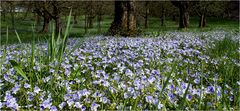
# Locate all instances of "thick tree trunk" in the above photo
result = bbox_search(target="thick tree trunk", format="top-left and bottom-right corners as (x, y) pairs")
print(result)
(199, 14), (206, 28)
(42, 17), (50, 33)
(144, 1), (149, 28)
(171, 1), (189, 28)
(108, 1), (137, 36)
(179, 7), (189, 28)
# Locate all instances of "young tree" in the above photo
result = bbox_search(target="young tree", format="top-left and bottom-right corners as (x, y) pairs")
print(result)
(171, 1), (189, 28)
(108, 1), (137, 36)
(144, 1), (149, 28)
(95, 1), (105, 32)
(193, 1), (226, 28)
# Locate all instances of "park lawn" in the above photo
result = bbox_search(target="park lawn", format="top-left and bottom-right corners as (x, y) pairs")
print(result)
(1, 14), (239, 44)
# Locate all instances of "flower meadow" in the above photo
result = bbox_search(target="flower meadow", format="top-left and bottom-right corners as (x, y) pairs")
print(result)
(0, 31), (239, 110)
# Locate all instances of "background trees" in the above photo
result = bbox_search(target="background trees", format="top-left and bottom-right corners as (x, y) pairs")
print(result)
(0, 0), (238, 37)
(34, 1), (71, 34)
(192, 1), (226, 28)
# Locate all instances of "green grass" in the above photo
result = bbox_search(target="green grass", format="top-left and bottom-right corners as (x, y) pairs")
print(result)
(1, 13), (239, 44)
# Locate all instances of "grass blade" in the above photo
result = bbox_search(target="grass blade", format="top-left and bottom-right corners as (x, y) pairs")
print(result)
(31, 25), (35, 67)
(58, 9), (72, 63)
(180, 82), (191, 109)
(9, 60), (29, 81)
(15, 30), (22, 44)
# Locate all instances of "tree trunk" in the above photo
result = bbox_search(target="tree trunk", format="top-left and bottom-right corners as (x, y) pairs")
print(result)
(97, 14), (102, 33)
(108, 1), (137, 36)
(10, 6), (15, 29)
(35, 14), (41, 31)
(144, 1), (149, 28)
(87, 4), (94, 28)
(84, 14), (88, 33)
(52, 2), (62, 35)
(179, 6), (189, 28)
(88, 15), (93, 28)
(171, 1), (189, 28)
(74, 15), (78, 24)
(199, 14), (206, 28)
(161, 4), (165, 26)
(3, 9), (6, 22)
(42, 17), (50, 33)
(172, 15), (176, 21)
(55, 17), (62, 35)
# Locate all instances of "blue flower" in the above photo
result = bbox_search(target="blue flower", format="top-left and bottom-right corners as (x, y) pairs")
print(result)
(167, 92), (175, 102)
(6, 97), (19, 110)
(4, 91), (19, 110)
(27, 92), (34, 101)
(145, 95), (154, 104)
(40, 99), (52, 109)
(58, 102), (66, 110)
(124, 92), (128, 99)
(229, 95), (234, 101)
(157, 102), (163, 110)
(50, 105), (58, 111)
(125, 69), (133, 77)
(24, 83), (31, 89)
(181, 82), (187, 90)
(12, 83), (20, 94)
(206, 86), (215, 94)
(74, 102), (82, 109)
(91, 102), (100, 111)
(92, 91), (101, 98)
(194, 78), (200, 84)
(67, 99), (74, 107)
(34, 86), (41, 94)
(187, 94), (192, 101)
(100, 97), (109, 104)
(167, 84), (175, 90)
(148, 76), (156, 84)
(81, 105), (87, 111)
